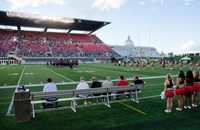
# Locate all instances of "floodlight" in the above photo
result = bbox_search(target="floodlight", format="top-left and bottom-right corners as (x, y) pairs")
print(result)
(6, 11), (75, 24)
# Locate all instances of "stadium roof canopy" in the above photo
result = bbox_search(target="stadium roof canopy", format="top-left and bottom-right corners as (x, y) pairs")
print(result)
(0, 11), (110, 34)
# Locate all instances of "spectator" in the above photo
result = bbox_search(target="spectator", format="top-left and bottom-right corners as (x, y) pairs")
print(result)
(127, 76), (144, 98)
(76, 77), (91, 105)
(116, 75), (129, 98)
(175, 70), (186, 111)
(133, 76), (144, 84)
(42, 78), (58, 109)
(90, 76), (102, 96)
(133, 76), (144, 92)
(102, 76), (114, 99)
(43, 78), (57, 92)
(102, 76), (114, 88)
(164, 74), (174, 113)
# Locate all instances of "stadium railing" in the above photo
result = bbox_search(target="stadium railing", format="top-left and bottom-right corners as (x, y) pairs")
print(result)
(30, 84), (144, 118)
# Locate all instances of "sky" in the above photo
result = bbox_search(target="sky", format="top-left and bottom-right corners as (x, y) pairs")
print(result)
(0, 0), (200, 54)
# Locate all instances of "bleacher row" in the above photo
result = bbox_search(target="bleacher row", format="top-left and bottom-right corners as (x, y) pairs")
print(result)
(0, 29), (119, 57)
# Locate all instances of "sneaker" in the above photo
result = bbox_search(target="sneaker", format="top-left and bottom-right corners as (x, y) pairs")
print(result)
(192, 104), (197, 107)
(84, 102), (87, 105)
(164, 109), (171, 113)
(187, 106), (191, 109)
(184, 106), (187, 109)
(175, 108), (182, 111)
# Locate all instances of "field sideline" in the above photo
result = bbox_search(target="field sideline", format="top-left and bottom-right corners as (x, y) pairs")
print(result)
(0, 63), (200, 130)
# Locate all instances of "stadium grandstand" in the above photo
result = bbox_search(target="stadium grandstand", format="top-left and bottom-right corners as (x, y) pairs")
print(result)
(0, 11), (120, 64)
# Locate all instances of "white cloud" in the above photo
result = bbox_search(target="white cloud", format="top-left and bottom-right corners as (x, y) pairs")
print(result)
(150, 0), (166, 5)
(139, 1), (145, 5)
(91, 0), (126, 12)
(184, 0), (195, 6)
(7, 0), (65, 9)
(177, 40), (200, 54)
(152, 7), (157, 11)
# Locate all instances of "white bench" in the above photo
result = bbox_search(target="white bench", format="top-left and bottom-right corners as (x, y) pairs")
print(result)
(31, 84), (144, 118)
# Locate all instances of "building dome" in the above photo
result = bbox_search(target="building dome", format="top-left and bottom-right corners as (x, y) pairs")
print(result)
(125, 35), (134, 47)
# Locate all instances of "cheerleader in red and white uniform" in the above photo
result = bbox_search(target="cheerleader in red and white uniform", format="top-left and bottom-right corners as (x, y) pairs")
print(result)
(184, 70), (194, 109)
(123, 61), (127, 70)
(129, 62), (133, 70)
(189, 62), (193, 70)
(142, 62), (146, 70)
(175, 70), (186, 111)
(170, 63), (174, 70)
(162, 61), (165, 69)
(179, 62), (183, 70)
(164, 74), (174, 113)
(192, 70), (200, 107)
(197, 61), (200, 70)
(151, 62), (154, 70)
(136, 62), (140, 70)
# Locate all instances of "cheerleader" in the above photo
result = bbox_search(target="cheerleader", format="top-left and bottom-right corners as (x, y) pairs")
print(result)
(123, 61), (127, 70)
(184, 70), (194, 109)
(189, 62), (193, 70)
(179, 62), (183, 70)
(129, 62), (133, 70)
(192, 70), (200, 107)
(142, 62), (146, 70)
(170, 62), (174, 70)
(136, 62), (140, 70)
(151, 62), (154, 70)
(197, 61), (200, 70)
(164, 74), (174, 113)
(162, 61), (165, 69)
(175, 70), (186, 111)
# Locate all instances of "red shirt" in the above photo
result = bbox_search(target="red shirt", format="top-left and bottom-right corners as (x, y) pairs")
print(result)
(116, 80), (129, 93)
(116, 80), (129, 86)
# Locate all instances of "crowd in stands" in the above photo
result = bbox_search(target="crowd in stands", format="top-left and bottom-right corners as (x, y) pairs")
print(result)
(0, 29), (119, 57)
(0, 29), (18, 57)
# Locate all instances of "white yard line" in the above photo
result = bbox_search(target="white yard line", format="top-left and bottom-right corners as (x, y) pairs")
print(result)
(6, 66), (25, 116)
(0, 66), (9, 70)
(0, 75), (176, 89)
(80, 71), (107, 78)
(139, 95), (160, 100)
(0, 102), (10, 105)
(43, 66), (75, 82)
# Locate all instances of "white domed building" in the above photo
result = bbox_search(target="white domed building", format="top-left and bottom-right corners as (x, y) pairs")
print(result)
(111, 36), (162, 58)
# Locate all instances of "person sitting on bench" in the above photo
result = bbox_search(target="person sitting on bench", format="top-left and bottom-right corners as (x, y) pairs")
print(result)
(102, 76), (114, 100)
(76, 77), (91, 105)
(42, 78), (58, 109)
(115, 75), (129, 99)
(133, 76), (144, 92)
(90, 76), (102, 96)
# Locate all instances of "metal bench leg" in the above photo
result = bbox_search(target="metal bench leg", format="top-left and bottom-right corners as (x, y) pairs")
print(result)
(32, 103), (35, 118)
(71, 100), (76, 112)
(135, 91), (139, 103)
(106, 94), (111, 108)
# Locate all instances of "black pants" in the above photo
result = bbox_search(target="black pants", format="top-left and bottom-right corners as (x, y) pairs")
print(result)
(41, 97), (58, 109)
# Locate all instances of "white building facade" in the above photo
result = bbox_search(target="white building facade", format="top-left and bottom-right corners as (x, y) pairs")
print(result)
(111, 36), (163, 58)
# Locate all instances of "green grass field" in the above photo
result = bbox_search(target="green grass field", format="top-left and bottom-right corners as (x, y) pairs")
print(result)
(1, 63), (200, 130)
